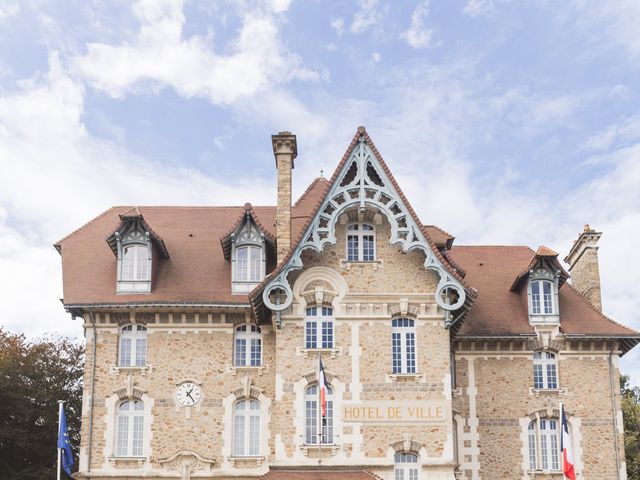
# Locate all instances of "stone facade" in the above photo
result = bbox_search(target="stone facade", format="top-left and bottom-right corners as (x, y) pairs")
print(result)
(59, 128), (636, 480)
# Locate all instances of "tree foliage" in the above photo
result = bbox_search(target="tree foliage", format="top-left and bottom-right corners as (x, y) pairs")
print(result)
(0, 327), (84, 480)
(622, 374), (640, 480)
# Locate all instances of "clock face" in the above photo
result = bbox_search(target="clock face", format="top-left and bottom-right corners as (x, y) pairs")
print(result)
(176, 382), (202, 406)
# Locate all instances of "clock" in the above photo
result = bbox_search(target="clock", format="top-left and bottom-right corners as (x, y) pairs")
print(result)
(176, 382), (202, 407)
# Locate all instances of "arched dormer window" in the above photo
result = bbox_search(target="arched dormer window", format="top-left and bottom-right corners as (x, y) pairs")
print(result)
(119, 324), (147, 367)
(527, 267), (560, 324)
(305, 384), (334, 445)
(395, 452), (419, 479)
(346, 223), (375, 262)
(107, 210), (168, 295)
(227, 211), (269, 294)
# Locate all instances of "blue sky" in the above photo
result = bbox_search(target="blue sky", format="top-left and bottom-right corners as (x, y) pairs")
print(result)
(0, 0), (639, 383)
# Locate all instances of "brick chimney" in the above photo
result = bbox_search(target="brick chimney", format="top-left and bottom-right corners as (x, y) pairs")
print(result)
(271, 131), (297, 263)
(564, 224), (603, 311)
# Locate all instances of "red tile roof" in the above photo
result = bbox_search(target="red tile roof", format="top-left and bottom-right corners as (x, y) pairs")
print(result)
(448, 246), (638, 339)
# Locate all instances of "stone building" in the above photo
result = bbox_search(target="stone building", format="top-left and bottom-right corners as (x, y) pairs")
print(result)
(55, 127), (639, 480)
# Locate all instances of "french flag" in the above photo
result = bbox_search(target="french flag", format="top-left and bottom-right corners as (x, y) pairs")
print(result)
(318, 356), (328, 420)
(560, 403), (576, 480)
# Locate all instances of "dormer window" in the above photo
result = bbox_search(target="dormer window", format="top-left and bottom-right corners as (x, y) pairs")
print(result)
(224, 209), (272, 294)
(527, 267), (560, 324)
(346, 223), (375, 261)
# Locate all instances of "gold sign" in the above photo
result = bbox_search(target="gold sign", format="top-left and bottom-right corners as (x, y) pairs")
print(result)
(341, 402), (446, 423)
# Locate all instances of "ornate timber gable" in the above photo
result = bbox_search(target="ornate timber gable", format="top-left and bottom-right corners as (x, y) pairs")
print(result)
(260, 128), (473, 326)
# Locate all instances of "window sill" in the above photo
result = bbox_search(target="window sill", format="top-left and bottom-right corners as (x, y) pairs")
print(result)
(298, 347), (341, 359)
(527, 470), (564, 479)
(340, 259), (384, 271)
(108, 456), (146, 467)
(529, 387), (567, 397)
(227, 456), (265, 468)
(232, 282), (261, 294)
(116, 281), (151, 294)
(387, 372), (423, 382)
(227, 365), (266, 376)
(300, 444), (340, 456)
(109, 365), (152, 376)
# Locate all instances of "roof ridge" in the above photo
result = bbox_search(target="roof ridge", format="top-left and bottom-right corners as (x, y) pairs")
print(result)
(293, 177), (329, 208)
(423, 223), (455, 239)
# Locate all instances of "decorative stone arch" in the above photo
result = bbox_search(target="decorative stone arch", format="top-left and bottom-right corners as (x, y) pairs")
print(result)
(388, 298), (420, 319)
(292, 267), (348, 316)
(158, 450), (215, 480)
(263, 133), (467, 318)
(386, 434), (428, 465)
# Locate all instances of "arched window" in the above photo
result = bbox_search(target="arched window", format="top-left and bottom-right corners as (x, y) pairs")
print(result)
(119, 324), (147, 367)
(305, 384), (334, 444)
(236, 245), (262, 283)
(233, 399), (260, 456)
(116, 400), (144, 457)
(528, 418), (560, 471)
(392, 318), (416, 374)
(305, 306), (334, 349)
(346, 223), (375, 261)
(395, 452), (419, 479)
(533, 351), (558, 389)
(234, 325), (262, 366)
(531, 280), (554, 315)
(122, 244), (150, 281)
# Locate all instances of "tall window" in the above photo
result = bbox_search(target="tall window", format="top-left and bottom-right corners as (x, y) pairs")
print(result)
(116, 400), (144, 457)
(233, 399), (260, 456)
(531, 280), (554, 315)
(533, 351), (558, 389)
(122, 244), (150, 281)
(528, 418), (560, 471)
(119, 325), (147, 367)
(236, 246), (262, 282)
(305, 385), (334, 444)
(346, 223), (375, 261)
(234, 325), (262, 366)
(305, 307), (334, 349)
(392, 318), (416, 374)
(395, 452), (419, 480)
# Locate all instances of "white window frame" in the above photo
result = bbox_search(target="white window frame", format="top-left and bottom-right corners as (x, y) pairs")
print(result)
(346, 223), (376, 262)
(531, 279), (554, 315)
(304, 307), (334, 349)
(304, 384), (334, 445)
(115, 400), (144, 457)
(235, 245), (262, 283)
(392, 318), (416, 374)
(119, 324), (147, 367)
(121, 244), (150, 282)
(233, 399), (260, 457)
(395, 452), (420, 480)
(528, 418), (560, 472)
(234, 325), (262, 367)
(533, 351), (558, 389)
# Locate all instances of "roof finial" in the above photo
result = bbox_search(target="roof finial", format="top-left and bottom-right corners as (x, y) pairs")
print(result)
(320, 169), (324, 178)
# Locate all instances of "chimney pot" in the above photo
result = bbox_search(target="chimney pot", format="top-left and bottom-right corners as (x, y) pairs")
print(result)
(272, 131), (298, 263)
(564, 225), (603, 311)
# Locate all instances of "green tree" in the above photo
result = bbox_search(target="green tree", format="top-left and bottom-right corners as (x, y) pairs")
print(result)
(0, 327), (84, 480)
(622, 374), (640, 480)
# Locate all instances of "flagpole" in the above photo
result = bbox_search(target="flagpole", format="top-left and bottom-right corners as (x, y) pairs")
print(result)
(317, 354), (322, 457)
(57, 400), (64, 480)
(559, 401), (563, 479)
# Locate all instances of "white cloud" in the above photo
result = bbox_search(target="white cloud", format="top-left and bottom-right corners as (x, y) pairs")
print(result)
(0, 55), (275, 338)
(582, 113), (640, 151)
(400, 1), (433, 49)
(72, 0), (317, 105)
(463, 0), (496, 17)
(330, 17), (344, 37)
(350, 0), (381, 34)
(371, 52), (381, 63)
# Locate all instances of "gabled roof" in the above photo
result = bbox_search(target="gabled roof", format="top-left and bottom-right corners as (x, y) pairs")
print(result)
(105, 207), (170, 259)
(220, 203), (276, 260)
(250, 127), (476, 319)
(510, 245), (570, 291)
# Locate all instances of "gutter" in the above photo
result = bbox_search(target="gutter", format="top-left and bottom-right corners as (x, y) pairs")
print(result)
(87, 307), (97, 475)
(608, 342), (622, 479)
(64, 302), (251, 311)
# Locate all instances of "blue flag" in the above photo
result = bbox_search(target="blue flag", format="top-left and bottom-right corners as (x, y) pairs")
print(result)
(57, 405), (74, 476)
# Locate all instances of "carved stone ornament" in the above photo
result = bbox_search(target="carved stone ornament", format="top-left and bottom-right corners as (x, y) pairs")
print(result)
(158, 450), (215, 480)
(114, 374), (146, 400)
(390, 434), (423, 455)
(231, 375), (264, 400)
(263, 133), (466, 315)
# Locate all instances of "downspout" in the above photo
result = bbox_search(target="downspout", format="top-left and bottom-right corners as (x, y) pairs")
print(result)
(87, 307), (97, 475)
(608, 341), (622, 479)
